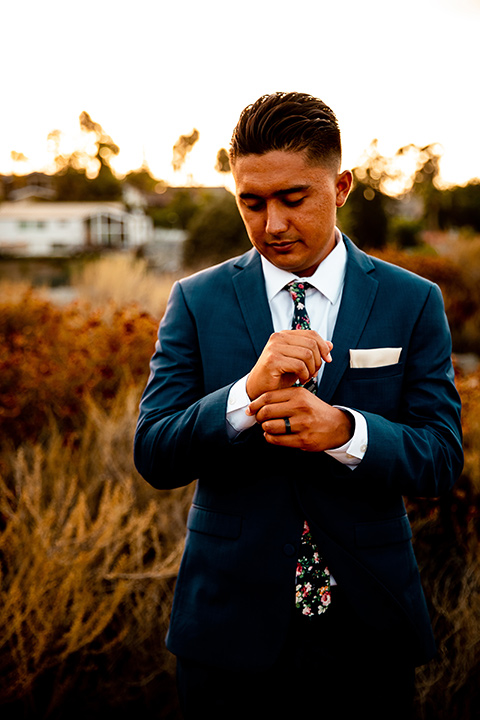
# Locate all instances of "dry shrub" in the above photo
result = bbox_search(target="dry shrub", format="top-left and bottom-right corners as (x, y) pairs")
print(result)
(455, 368), (480, 495)
(0, 386), (192, 719)
(0, 287), (159, 447)
(0, 288), (191, 717)
(413, 525), (480, 720)
(1, 279), (480, 718)
(371, 249), (477, 335)
(443, 236), (480, 353)
(372, 246), (480, 353)
(409, 365), (480, 719)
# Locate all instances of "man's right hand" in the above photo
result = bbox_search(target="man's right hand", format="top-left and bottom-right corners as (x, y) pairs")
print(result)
(246, 330), (333, 401)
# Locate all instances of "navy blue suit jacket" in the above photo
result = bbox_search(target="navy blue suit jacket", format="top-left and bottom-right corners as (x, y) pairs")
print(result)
(134, 235), (463, 669)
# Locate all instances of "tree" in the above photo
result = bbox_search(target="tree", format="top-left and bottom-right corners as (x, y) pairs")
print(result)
(149, 189), (207, 230)
(395, 143), (443, 231)
(51, 112), (122, 201)
(79, 111), (120, 172)
(438, 181), (480, 233)
(172, 129), (200, 172)
(339, 140), (445, 249)
(78, 111), (122, 200)
(215, 148), (230, 174)
(124, 165), (159, 194)
(338, 176), (389, 250)
(10, 151), (28, 164)
(183, 192), (250, 268)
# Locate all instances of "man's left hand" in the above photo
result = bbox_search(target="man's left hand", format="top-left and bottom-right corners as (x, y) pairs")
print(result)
(247, 387), (353, 452)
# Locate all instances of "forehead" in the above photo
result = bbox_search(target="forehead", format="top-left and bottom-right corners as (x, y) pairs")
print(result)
(232, 150), (335, 196)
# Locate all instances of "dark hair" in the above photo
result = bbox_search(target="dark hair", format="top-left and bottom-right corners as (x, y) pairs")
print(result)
(229, 92), (342, 167)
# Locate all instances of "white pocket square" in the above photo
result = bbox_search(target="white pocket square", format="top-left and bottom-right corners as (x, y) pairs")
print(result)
(349, 347), (402, 369)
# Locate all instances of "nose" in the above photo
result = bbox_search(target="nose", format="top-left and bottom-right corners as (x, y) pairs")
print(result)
(265, 202), (289, 235)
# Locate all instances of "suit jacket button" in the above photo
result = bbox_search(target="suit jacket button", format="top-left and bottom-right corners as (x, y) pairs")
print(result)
(283, 544), (296, 556)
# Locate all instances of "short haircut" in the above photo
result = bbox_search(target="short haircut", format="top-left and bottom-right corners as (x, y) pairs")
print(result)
(229, 92), (342, 168)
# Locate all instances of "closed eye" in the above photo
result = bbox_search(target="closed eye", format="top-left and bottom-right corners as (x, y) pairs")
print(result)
(283, 197), (305, 207)
(240, 191), (307, 211)
(242, 200), (265, 212)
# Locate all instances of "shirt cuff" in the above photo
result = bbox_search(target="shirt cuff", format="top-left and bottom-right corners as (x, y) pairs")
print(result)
(324, 407), (368, 469)
(226, 375), (257, 439)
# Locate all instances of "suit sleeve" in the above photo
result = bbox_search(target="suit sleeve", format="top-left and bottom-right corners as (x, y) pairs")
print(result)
(133, 280), (233, 489)
(351, 283), (463, 498)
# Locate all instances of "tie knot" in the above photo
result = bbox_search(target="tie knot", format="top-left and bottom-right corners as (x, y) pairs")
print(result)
(286, 280), (310, 305)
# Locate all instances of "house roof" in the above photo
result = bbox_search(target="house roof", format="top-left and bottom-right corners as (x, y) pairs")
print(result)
(0, 201), (127, 221)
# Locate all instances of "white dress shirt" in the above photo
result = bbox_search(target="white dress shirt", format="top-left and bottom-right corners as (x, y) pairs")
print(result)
(226, 228), (368, 468)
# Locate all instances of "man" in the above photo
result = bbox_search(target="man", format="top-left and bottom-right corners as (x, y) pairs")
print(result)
(134, 92), (463, 718)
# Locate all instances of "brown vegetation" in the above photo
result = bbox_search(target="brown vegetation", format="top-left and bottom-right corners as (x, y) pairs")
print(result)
(1, 248), (480, 718)
(0, 388), (192, 719)
(372, 245), (480, 354)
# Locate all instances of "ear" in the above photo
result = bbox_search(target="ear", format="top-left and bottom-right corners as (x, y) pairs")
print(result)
(335, 170), (353, 207)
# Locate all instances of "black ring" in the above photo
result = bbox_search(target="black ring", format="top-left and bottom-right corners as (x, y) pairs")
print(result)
(284, 417), (292, 435)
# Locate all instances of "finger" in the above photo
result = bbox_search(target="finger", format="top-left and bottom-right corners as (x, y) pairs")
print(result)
(263, 431), (304, 449)
(247, 388), (299, 417)
(256, 400), (296, 424)
(261, 416), (295, 436)
(272, 342), (323, 381)
(281, 332), (324, 372)
(323, 340), (333, 363)
(266, 331), (325, 372)
(247, 346), (317, 399)
(282, 330), (333, 366)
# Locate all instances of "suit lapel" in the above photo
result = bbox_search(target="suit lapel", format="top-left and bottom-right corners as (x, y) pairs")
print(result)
(232, 250), (274, 358)
(318, 237), (378, 404)
(230, 240), (378, 395)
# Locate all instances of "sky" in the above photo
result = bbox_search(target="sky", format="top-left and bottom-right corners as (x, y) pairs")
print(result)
(2, 0), (480, 190)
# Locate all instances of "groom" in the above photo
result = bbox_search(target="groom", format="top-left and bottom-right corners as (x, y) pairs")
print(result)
(134, 92), (463, 718)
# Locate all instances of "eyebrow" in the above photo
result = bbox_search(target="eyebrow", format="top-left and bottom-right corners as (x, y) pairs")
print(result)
(239, 185), (311, 200)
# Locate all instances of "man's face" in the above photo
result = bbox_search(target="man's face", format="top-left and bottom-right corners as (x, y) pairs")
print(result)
(232, 150), (352, 277)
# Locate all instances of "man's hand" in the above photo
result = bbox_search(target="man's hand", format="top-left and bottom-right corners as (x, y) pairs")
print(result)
(246, 330), (333, 401)
(247, 387), (353, 452)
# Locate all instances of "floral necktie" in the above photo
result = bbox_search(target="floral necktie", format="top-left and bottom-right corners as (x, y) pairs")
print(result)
(286, 280), (331, 616)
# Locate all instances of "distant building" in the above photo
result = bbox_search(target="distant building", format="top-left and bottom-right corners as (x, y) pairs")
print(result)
(1, 172), (56, 202)
(8, 172), (57, 202)
(0, 201), (153, 256)
(143, 227), (188, 272)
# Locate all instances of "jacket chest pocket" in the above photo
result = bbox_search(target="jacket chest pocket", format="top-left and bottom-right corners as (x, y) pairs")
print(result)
(335, 362), (404, 418)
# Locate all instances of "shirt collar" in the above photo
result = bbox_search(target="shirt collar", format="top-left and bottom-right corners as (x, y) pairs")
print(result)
(260, 227), (347, 305)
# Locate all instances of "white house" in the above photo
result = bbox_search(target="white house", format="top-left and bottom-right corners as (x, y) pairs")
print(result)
(143, 227), (188, 272)
(0, 201), (153, 256)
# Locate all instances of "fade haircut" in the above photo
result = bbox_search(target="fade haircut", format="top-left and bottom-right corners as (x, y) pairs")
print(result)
(229, 92), (342, 169)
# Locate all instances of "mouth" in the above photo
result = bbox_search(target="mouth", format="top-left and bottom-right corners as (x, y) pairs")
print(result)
(268, 239), (299, 252)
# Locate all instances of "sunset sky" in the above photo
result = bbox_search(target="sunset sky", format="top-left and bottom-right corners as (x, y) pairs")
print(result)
(2, 0), (480, 189)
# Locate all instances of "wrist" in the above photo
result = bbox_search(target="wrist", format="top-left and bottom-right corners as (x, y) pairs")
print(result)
(245, 372), (259, 401)
(335, 408), (354, 446)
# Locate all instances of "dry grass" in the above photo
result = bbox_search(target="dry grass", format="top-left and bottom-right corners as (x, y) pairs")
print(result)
(0, 386), (192, 718)
(1, 253), (480, 718)
(412, 510), (480, 718)
(444, 236), (480, 354)
(408, 367), (480, 718)
(71, 252), (178, 318)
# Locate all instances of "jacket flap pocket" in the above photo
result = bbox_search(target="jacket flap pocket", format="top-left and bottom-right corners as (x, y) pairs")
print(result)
(355, 514), (412, 548)
(345, 362), (404, 380)
(187, 504), (242, 539)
